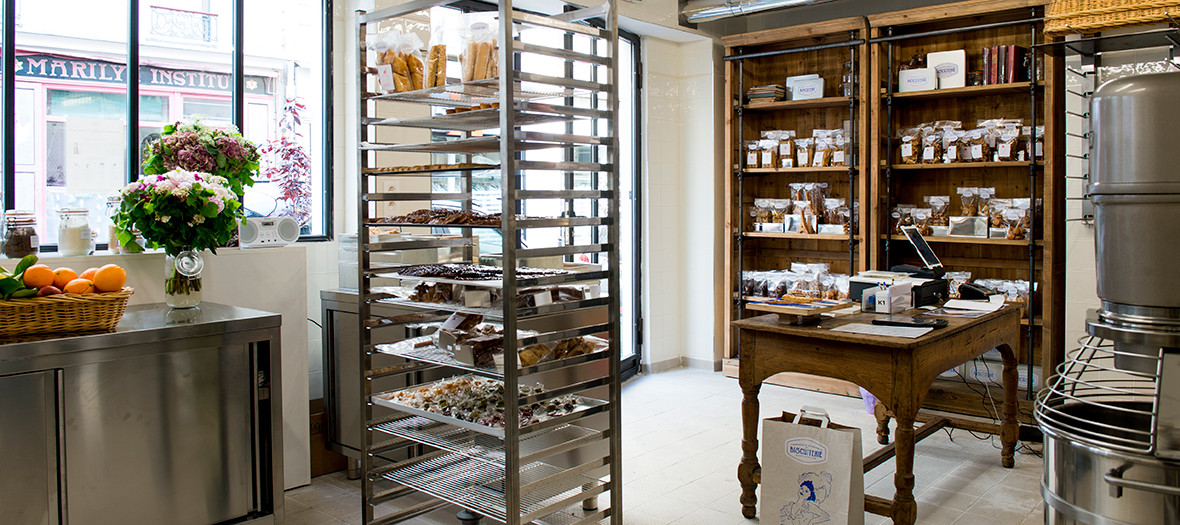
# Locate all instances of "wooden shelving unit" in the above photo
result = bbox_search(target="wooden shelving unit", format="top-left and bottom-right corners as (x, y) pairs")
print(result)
(744, 96), (856, 111)
(719, 0), (1064, 421)
(721, 17), (872, 385)
(746, 232), (859, 241)
(890, 161), (1040, 170)
(744, 166), (853, 174)
(885, 234), (1043, 246)
(888, 81), (1038, 100)
(869, 0), (1064, 420)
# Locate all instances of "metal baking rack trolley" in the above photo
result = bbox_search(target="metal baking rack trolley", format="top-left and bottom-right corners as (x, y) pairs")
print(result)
(355, 0), (621, 523)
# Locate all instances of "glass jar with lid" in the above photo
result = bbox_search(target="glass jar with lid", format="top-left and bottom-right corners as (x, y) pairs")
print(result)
(106, 196), (124, 253)
(3, 210), (39, 258)
(57, 208), (95, 256)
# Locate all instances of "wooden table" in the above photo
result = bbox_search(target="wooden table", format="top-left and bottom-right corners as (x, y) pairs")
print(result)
(733, 306), (1021, 525)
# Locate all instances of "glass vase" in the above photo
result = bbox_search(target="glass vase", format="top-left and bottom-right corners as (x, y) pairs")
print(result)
(165, 249), (204, 308)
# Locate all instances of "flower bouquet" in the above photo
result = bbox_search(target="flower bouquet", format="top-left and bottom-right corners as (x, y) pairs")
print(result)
(142, 119), (260, 199)
(113, 169), (242, 307)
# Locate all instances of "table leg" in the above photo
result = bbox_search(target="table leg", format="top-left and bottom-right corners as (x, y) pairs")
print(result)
(739, 382), (761, 519)
(874, 401), (891, 445)
(999, 344), (1018, 468)
(891, 412), (917, 525)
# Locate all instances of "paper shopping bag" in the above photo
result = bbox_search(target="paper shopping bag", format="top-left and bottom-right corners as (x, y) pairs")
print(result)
(762, 406), (864, 525)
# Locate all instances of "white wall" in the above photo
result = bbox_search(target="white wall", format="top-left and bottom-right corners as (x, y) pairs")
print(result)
(639, 35), (724, 373)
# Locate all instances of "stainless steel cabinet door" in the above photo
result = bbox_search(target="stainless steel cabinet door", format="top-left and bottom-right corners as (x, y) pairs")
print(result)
(63, 345), (253, 525)
(0, 371), (60, 525)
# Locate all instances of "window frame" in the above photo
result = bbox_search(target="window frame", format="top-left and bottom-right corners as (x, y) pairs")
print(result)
(0, 0), (335, 246)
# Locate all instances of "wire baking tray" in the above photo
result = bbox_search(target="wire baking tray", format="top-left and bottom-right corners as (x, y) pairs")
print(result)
(371, 375), (606, 438)
(360, 136), (560, 154)
(376, 334), (610, 377)
(365, 105), (578, 132)
(380, 263), (603, 289)
(363, 78), (586, 107)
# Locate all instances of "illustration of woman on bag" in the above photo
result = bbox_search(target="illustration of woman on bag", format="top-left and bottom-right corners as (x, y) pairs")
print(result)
(780, 471), (832, 525)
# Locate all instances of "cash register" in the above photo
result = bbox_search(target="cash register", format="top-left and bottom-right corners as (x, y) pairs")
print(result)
(849, 226), (949, 307)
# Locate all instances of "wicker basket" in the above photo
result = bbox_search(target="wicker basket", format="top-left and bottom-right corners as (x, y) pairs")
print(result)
(0, 288), (134, 337)
(1046, 0), (1180, 37)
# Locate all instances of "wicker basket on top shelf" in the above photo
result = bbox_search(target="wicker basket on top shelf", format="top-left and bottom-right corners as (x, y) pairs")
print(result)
(1045, 0), (1180, 36)
(0, 288), (134, 338)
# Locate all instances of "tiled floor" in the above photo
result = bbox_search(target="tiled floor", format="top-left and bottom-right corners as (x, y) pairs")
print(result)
(284, 368), (1045, 524)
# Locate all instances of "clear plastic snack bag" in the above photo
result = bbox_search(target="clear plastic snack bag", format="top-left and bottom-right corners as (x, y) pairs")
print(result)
(964, 128), (992, 162)
(745, 141), (760, 169)
(760, 138), (780, 169)
(795, 137), (815, 168)
(924, 195), (950, 226)
(913, 207), (933, 236)
(943, 129), (967, 163)
(891, 205), (915, 235)
(774, 130), (798, 168)
(945, 271), (972, 298)
(813, 136), (834, 167)
(957, 187), (979, 216)
(1004, 207), (1027, 240)
(371, 28), (426, 93)
(459, 14), (500, 82)
(921, 129), (943, 164)
(988, 198), (1011, 227)
(977, 187), (995, 218)
(824, 198), (845, 225)
(898, 127), (921, 164)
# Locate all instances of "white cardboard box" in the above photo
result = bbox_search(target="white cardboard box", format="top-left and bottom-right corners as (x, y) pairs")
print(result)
(790, 77), (824, 100)
(927, 49), (966, 89)
(785, 73), (819, 97)
(898, 68), (935, 92)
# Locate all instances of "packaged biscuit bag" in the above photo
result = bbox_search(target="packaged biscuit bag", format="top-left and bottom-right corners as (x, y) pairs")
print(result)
(458, 14), (500, 82)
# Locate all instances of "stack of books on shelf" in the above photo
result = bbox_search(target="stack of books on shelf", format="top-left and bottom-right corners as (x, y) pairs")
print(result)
(981, 45), (1028, 85)
(746, 84), (786, 104)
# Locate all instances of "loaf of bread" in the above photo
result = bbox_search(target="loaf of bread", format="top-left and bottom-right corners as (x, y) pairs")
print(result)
(406, 53), (424, 91)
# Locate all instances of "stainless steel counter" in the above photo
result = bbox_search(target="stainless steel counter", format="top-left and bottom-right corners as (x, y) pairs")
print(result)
(0, 303), (284, 525)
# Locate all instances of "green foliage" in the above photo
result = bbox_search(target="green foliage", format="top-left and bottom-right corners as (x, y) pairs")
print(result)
(112, 170), (242, 257)
(141, 118), (260, 200)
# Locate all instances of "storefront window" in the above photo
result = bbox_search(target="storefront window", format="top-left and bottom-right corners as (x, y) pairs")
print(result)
(0, 0), (328, 248)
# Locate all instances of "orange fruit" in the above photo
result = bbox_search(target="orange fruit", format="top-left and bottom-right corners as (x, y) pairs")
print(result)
(80, 267), (99, 281)
(63, 278), (94, 294)
(22, 264), (54, 288)
(52, 268), (78, 289)
(93, 264), (127, 292)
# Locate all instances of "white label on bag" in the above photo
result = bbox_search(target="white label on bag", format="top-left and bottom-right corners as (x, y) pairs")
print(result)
(779, 144), (791, 156)
(972, 144), (983, 159)
(781, 158), (794, 168)
(923, 146), (935, 161)
(901, 143), (913, 158)
(762, 151), (773, 165)
(797, 152), (808, 165)
(813, 152), (824, 167)
(1036, 142), (1043, 157)
(376, 64), (396, 92)
(833, 151), (845, 164)
(947, 146), (958, 160)
(998, 143), (1011, 158)
(29, 235), (38, 249)
(747, 152), (758, 166)
(785, 437), (827, 464)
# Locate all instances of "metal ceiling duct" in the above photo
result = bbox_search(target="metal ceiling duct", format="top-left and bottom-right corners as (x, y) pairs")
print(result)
(682, 0), (835, 23)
